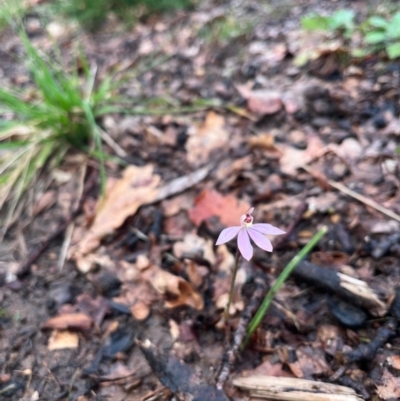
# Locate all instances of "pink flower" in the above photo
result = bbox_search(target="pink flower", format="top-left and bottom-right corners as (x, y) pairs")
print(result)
(215, 207), (285, 261)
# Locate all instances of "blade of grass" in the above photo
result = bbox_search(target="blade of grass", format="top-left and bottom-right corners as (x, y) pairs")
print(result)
(242, 225), (328, 348)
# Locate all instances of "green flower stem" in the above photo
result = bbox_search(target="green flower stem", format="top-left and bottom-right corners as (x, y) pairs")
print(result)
(224, 249), (241, 322)
(242, 225), (328, 348)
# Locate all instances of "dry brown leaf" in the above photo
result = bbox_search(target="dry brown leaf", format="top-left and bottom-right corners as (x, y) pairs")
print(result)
(33, 190), (56, 216)
(42, 313), (93, 331)
(186, 111), (229, 166)
(287, 346), (331, 378)
(388, 355), (400, 370)
(185, 260), (208, 288)
(188, 189), (250, 227)
(376, 368), (400, 400)
(77, 165), (161, 255)
(143, 265), (204, 310)
(173, 232), (216, 265)
(48, 330), (79, 350)
(113, 280), (158, 320)
(278, 136), (325, 176)
(130, 302), (150, 320)
(248, 134), (277, 150)
(236, 85), (282, 116)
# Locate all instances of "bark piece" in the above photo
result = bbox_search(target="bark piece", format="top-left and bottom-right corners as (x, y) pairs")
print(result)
(293, 261), (388, 317)
(233, 375), (364, 401)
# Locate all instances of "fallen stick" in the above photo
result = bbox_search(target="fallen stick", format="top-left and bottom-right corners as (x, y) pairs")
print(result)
(303, 166), (400, 223)
(293, 261), (388, 317)
(233, 375), (364, 401)
(343, 319), (396, 364)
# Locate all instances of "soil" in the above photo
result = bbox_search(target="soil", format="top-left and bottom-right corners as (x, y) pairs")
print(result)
(1, 0), (400, 400)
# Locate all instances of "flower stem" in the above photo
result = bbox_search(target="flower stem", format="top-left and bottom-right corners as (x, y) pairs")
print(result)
(242, 225), (328, 348)
(224, 249), (241, 322)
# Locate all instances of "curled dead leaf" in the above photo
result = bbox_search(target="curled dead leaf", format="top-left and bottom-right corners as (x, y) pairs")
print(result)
(143, 266), (204, 310)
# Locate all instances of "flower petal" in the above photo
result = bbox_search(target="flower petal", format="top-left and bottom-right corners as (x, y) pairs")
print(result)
(252, 223), (286, 236)
(237, 229), (253, 261)
(247, 228), (273, 252)
(215, 226), (241, 245)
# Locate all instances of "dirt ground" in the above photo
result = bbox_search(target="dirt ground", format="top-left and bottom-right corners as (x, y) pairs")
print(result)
(1, 0), (400, 400)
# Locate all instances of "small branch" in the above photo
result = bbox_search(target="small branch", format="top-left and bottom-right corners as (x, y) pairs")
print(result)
(303, 166), (400, 223)
(343, 319), (396, 364)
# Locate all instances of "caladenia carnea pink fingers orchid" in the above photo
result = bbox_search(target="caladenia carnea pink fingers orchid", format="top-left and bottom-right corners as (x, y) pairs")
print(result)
(215, 207), (286, 261)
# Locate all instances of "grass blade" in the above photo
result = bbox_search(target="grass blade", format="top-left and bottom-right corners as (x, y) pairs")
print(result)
(243, 226), (328, 347)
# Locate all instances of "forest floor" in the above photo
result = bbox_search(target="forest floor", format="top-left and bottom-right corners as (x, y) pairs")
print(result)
(1, 0), (400, 400)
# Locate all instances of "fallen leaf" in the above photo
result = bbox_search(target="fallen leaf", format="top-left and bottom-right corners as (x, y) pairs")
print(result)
(377, 368), (400, 400)
(42, 313), (93, 331)
(113, 279), (158, 320)
(74, 165), (211, 256)
(186, 111), (229, 166)
(130, 302), (150, 320)
(278, 136), (325, 176)
(143, 265), (204, 310)
(248, 133), (277, 150)
(48, 330), (79, 350)
(173, 232), (216, 265)
(185, 260), (208, 288)
(189, 189), (250, 227)
(33, 190), (56, 216)
(307, 192), (339, 213)
(388, 355), (400, 370)
(78, 165), (161, 255)
(287, 346), (331, 378)
(236, 85), (282, 116)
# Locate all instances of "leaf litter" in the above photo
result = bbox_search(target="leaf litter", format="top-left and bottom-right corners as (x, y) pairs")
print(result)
(2, 0), (400, 400)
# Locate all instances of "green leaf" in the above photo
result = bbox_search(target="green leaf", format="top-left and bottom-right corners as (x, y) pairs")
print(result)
(386, 13), (400, 38)
(367, 15), (388, 29)
(0, 141), (30, 149)
(364, 31), (387, 44)
(329, 9), (354, 31)
(386, 42), (400, 59)
(301, 14), (330, 31)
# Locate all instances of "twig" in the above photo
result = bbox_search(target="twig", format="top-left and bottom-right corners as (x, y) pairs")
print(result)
(303, 166), (400, 223)
(343, 319), (396, 364)
(17, 169), (97, 276)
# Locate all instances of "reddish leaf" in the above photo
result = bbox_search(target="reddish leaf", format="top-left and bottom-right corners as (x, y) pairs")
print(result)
(188, 189), (250, 227)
